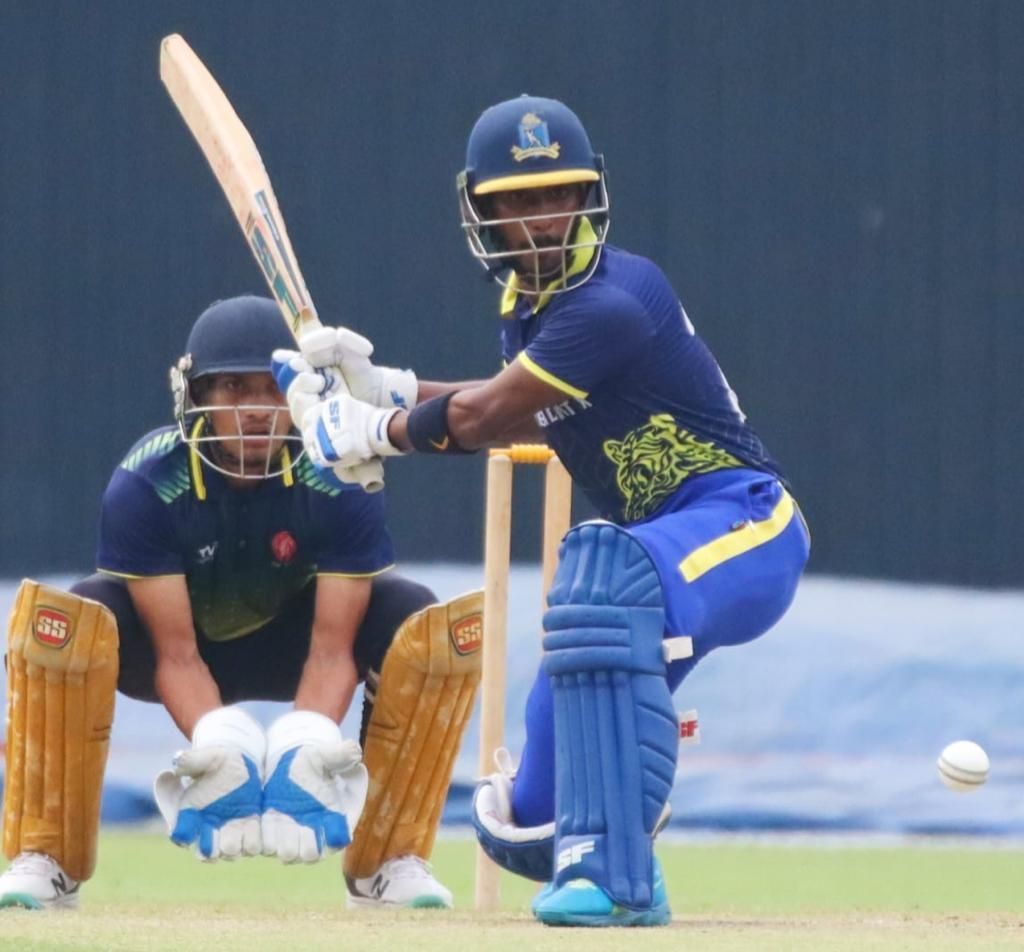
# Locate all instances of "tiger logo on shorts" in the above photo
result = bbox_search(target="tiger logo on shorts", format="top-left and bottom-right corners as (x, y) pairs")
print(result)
(603, 414), (743, 521)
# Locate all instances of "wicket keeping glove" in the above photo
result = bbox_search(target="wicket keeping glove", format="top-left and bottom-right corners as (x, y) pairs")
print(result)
(261, 711), (369, 864)
(153, 706), (266, 862)
(300, 326), (418, 410)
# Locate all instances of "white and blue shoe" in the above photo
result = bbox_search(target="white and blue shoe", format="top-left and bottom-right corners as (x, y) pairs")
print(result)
(533, 857), (670, 927)
(0, 853), (80, 910)
(345, 854), (453, 909)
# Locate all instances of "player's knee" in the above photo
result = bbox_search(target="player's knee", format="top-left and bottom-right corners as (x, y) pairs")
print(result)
(372, 573), (437, 630)
(357, 574), (437, 674)
(70, 574), (161, 701)
(544, 522), (666, 674)
(70, 573), (132, 617)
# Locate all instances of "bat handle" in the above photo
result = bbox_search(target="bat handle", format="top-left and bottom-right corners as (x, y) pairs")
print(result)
(348, 458), (386, 493)
(324, 363), (386, 494)
(296, 311), (386, 493)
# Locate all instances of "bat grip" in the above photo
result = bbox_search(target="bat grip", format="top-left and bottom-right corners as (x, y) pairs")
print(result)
(349, 459), (385, 493)
(325, 364), (386, 494)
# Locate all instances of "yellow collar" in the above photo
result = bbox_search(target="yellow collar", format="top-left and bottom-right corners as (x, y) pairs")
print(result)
(500, 217), (599, 317)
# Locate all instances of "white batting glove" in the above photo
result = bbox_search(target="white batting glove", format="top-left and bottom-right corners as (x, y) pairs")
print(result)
(272, 350), (343, 432)
(303, 393), (404, 471)
(300, 326), (418, 410)
(261, 711), (369, 864)
(153, 706), (266, 862)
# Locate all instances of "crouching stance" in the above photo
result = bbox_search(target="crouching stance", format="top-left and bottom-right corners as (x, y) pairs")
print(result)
(273, 96), (811, 925)
(0, 296), (482, 911)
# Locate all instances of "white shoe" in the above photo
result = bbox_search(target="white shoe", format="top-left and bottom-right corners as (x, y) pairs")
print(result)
(0, 852), (80, 910)
(345, 854), (453, 909)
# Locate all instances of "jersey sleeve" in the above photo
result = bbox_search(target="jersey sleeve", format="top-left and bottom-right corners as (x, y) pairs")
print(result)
(96, 468), (185, 577)
(519, 287), (655, 397)
(313, 487), (395, 576)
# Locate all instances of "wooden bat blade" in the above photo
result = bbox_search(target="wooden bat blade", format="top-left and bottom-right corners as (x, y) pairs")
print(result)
(159, 33), (316, 340)
(159, 34), (385, 493)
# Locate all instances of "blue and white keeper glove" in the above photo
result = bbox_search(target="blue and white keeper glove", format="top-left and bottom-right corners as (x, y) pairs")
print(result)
(153, 705), (266, 862)
(261, 711), (369, 864)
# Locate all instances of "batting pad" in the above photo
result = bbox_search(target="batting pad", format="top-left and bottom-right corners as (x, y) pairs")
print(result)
(344, 590), (482, 879)
(3, 579), (118, 882)
(543, 523), (678, 909)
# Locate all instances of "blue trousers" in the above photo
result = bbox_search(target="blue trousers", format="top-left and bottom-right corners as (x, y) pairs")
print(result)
(512, 469), (810, 826)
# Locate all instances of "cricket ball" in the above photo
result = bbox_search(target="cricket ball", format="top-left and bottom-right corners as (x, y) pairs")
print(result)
(937, 740), (989, 793)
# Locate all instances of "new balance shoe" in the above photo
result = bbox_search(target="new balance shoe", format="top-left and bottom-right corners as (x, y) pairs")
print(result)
(533, 857), (670, 927)
(345, 854), (453, 909)
(0, 852), (80, 910)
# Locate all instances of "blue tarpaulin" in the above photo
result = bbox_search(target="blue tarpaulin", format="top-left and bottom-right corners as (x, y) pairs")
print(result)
(3, 570), (1021, 835)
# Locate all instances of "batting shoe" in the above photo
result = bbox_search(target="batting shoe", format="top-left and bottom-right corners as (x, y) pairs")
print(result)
(533, 857), (670, 927)
(0, 852), (81, 910)
(345, 855), (453, 909)
(530, 881), (557, 916)
(531, 805), (673, 921)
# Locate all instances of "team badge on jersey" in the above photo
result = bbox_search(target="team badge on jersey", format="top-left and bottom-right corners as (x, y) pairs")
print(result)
(271, 530), (298, 564)
(511, 113), (561, 162)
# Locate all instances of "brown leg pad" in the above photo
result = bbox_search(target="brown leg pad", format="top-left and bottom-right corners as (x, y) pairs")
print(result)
(3, 580), (118, 882)
(344, 590), (482, 879)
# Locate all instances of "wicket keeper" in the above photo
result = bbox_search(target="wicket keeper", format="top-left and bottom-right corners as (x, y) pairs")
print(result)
(1, 295), (481, 910)
(276, 94), (811, 927)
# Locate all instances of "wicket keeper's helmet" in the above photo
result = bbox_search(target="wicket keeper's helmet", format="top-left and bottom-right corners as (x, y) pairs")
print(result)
(457, 95), (610, 294)
(169, 295), (302, 480)
(180, 295), (294, 383)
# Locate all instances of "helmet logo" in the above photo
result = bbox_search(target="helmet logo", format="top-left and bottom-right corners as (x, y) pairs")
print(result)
(511, 113), (560, 162)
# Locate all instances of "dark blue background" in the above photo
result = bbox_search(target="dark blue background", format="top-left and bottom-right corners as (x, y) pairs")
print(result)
(2, 2), (1021, 585)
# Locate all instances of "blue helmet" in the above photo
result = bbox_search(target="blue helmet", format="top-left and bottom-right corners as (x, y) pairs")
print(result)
(457, 95), (610, 295)
(181, 295), (294, 383)
(170, 295), (302, 480)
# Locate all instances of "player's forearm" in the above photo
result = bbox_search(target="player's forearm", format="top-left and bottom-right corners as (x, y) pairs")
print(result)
(294, 646), (359, 722)
(415, 379), (490, 401)
(390, 388), (537, 452)
(495, 416), (547, 443)
(154, 654), (223, 738)
(392, 361), (566, 453)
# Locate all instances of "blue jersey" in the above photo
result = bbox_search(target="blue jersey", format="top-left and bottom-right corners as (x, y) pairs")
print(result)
(96, 426), (394, 641)
(501, 243), (785, 523)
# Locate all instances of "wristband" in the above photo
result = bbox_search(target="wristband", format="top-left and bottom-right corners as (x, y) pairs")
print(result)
(405, 393), (474, 455)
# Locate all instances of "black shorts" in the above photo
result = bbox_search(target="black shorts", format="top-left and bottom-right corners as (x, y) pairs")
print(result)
(71, 572), (436, 705)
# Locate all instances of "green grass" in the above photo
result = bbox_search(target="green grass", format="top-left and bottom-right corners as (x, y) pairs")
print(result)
(2, 831), (1023, 951)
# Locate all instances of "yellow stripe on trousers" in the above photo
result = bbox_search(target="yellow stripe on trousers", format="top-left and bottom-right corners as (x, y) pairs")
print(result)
(679, 491), (795, 583)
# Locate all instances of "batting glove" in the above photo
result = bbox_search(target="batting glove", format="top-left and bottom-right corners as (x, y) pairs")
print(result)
(303, 393), (403, 471)
(153, 706), (266, 862)
(261, 711), (369, 864)
(299, 326), (418, 410)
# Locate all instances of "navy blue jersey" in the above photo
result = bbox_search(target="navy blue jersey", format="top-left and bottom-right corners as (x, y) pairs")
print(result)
(500, 243), (785, 523)
(96, 426), (394, 641)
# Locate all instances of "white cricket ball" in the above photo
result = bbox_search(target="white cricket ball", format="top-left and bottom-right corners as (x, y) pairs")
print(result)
(937, 740), (989, 792)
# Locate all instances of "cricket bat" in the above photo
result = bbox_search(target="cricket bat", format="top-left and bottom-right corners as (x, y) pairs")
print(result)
(158, 33), (384, 492)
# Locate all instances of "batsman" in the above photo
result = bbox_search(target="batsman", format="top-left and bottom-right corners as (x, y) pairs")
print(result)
(274, 96), (811, 926)
(0, 295), (481, 910)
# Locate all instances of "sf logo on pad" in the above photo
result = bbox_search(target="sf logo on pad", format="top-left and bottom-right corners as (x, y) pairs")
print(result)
(33, 608), (72, 648)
